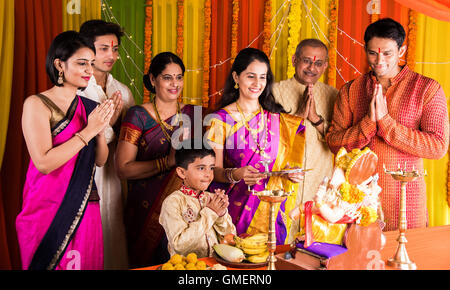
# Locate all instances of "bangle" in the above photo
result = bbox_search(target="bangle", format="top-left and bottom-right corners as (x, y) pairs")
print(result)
(155, 156), (169, 173)
(162, 155), (169, 171)
(155, 158), (162, 173)
(75, 133), (88, 146)
(225, 168), (240, 184)
(311, 115), (324, 127)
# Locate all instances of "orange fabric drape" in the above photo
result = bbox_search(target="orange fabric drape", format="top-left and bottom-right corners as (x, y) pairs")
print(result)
(0, 0), (63, 270)
(208, 0), (267, 111)
(237, 0), (265, 51)
(394, 0), (450, 22)
(208, 0), (232, 111)
(143, 0), (153, 104)
(336, 0), (371, 89)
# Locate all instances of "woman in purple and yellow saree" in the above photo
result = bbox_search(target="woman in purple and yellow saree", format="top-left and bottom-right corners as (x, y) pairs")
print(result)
(16, 31), (114, 270)
(116, 52), (202, 267)
(207, 48), (306, 246)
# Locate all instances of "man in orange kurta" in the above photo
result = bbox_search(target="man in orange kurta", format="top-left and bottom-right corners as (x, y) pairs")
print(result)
(326, 18), (449, 231)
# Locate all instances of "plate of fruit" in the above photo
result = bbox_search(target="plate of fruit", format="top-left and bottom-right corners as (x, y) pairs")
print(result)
(213, 233), (269, 269)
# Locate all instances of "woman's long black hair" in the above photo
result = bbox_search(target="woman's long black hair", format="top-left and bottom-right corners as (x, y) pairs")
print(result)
(220, 47), (285, 113)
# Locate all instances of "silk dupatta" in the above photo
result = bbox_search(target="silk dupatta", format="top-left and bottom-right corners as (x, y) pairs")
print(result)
(16, 96), (98, 270)
(208, 109), (306, 245)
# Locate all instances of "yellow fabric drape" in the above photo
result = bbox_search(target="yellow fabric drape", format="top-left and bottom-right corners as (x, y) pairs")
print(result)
(62, 0), (101, 31)
(415, 13), (450, 226)
(153, 0), (177, 56)
(182, 0), (204, 106)
(270, 0), (290, 82)
(152, 0), (204, 105)
(0, 0), (14, 169)
(299, 0), (332, 84)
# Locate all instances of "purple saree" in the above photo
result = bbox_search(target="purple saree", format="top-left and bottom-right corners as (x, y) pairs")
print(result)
(207, 108), (306, 245)
(16, 95), (103, 270)
(119, 104), (200, 267)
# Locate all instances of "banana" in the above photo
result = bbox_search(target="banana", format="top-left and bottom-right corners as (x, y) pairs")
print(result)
(234, 236), (242, 248)
(244, 233), (268, 242)
(242, 246), (267, 255)
(247, 251), (269, 263)
(240, 239), (267, 249)
(235, 233), (268, 249)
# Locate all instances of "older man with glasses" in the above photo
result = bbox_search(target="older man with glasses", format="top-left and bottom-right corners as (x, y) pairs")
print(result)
(272, 38), (338, 240)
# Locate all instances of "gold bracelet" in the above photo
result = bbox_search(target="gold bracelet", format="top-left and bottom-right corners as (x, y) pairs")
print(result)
(155, 158), (162, 173)
(163, 155), (169, 171)
(75, 133), (88, 146)
(225, 168), (240, 184)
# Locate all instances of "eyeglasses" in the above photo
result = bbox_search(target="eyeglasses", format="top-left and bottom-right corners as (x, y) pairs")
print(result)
(298, 57), (325, 68)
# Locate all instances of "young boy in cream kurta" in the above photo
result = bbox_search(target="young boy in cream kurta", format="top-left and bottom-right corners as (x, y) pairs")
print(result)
(159, 144), (236, 258)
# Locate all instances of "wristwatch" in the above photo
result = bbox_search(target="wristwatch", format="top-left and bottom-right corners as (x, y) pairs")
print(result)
(311, 115), (324, 127)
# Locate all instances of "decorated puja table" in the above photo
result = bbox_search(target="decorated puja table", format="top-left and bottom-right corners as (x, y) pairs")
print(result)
(138, 225), (450, 270)
(381, 225), (450, 270)
(139, 147), (450, 271)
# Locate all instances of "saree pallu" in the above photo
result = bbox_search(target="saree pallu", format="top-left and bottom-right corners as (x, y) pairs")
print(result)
(207, 109), (306, 245)
(16, 96), (103, 270)
(120, 104), (199, 267)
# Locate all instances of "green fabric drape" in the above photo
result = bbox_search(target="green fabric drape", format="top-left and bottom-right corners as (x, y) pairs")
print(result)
(102, 0), (146, 104)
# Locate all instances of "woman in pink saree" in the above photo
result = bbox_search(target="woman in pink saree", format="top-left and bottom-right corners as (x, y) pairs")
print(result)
(16, 31), (115, 270)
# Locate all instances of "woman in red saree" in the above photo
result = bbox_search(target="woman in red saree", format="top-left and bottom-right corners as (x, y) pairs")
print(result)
(116, 52), (201, 267)
(16, 31), (115, 270)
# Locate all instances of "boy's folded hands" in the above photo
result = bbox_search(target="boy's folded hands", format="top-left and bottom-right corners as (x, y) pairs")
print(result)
(206, 189), (229, 217)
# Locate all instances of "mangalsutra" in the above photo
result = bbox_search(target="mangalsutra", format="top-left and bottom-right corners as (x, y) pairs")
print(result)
(152, 97), (182, 142)
(236, 102), (269, 157)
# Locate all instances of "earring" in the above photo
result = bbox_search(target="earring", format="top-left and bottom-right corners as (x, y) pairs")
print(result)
(57, 71), (64, 85)
(234, 82), (239, 89)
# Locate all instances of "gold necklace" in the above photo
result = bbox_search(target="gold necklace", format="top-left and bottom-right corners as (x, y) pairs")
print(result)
(236, 102), (269, 156)
(152, 97), (182, 142)
(236, 102), (264, 134)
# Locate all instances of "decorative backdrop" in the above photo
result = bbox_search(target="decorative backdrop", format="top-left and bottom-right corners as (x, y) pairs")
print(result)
(0, 0), (449, 269)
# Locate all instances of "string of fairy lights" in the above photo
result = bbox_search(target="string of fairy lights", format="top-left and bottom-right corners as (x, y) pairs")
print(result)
(100, 0), (450, 103)
(303, 0), (354, 82)
(101, 0), (144, 101)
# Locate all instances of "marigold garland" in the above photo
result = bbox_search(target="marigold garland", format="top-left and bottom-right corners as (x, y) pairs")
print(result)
(339, 182), (365, 204)
(202, 0), (212, 107)
(176, 0), (184, 103)
(287, 0), (301, 79)
(371, 13), (379, 23)
(176, 0), (184, 58)
(143, 0), (153, 104)
(406, 9), (417, 70)
(358, 206), (378, 226)
(326, 0), (337, 87)
(231, 0), (239, 62)
(262, 0), (272, 57)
